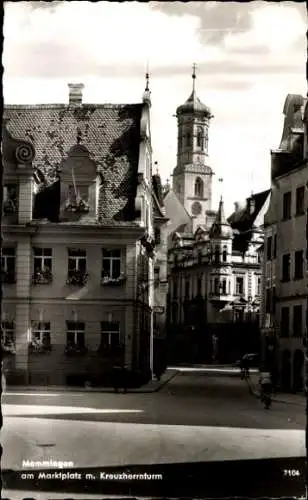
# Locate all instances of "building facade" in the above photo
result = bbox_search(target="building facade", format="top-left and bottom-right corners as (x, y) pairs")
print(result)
(261, 93), (307, 393)
(2, 81), (166, 386)
(165, 70), (269, 363)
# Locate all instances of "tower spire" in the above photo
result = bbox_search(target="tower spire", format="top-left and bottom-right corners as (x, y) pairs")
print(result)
(145, 60), (150, 91)
(192, 62), (197, 93)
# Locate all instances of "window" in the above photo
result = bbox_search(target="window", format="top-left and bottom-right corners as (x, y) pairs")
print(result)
(293, 305), (302, 337)
(280, 307), (290, 337)
(256, 277), (261, 296)
(214, 277), (219, 294)
(221, 279), (227, 295)
(228, 280), (231, 294)
(185, 279), (190, 298)
(1, 247), (16, 284)
(266, 236), (272, 261)
(272, 287), (276, 314)
(273, 234), (277, 259)
(3, 184), (17, 214)
(100, 321), (120, 351)
(67, 248), (87, 285)
(197, 274), (203, 295)
(295, 186), (305, 215)
(265, 289), (271, 313)
(282, 191), (291, 220)
(194, 177), (204, 198)
(294, 250), (304, 280)
(30, 322), (51, 352)
(214, 245), (220, 264)
(173, 279), (178, 299)
(66, 321), (86, 352)
(186, 132), (191, 147)
(33, 248), (53, 284)
(196, 127), (203, 148)
(222, 246), (227, 263)
(235, 276), (244, 295)
(1, 321), (15, 353)
(154, 228), (161, 245)
(102, 249), (121, 280)
(282, 253), (291, 281)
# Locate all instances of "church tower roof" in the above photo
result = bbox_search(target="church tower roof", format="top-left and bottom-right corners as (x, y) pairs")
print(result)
(176, 64), (212, 117)
(209, 196), (232, 238)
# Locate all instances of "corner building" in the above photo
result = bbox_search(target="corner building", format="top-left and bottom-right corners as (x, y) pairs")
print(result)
(2, 82), (167, 386)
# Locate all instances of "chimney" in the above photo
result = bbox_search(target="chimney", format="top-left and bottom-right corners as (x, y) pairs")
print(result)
(68, 83), (84, 107)
(247, 197), (255, 215)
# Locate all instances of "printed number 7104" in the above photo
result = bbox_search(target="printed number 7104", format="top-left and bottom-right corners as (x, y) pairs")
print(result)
(283, 469), (300, 477)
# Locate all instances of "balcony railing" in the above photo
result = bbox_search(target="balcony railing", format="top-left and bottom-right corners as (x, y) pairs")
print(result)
(29, 341), (52, 354)
(1, 271), (16, 284)
(101, 273), (126, 286)
(32, 269), (53, 285)
(64, 344), (88, 356)
(66, 270), (88, 286)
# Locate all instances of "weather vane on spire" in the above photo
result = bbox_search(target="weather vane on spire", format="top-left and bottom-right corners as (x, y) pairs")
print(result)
(192, 62), (197, 92)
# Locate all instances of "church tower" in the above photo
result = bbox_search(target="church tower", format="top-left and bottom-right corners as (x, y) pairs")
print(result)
(172, 64), (214, 231)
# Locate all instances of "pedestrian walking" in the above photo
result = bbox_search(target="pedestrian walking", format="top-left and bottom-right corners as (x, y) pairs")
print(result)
(259, 369), (272, 409)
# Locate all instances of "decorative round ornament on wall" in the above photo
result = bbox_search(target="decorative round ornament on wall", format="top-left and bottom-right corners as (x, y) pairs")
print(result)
(191, 201), (202, 216)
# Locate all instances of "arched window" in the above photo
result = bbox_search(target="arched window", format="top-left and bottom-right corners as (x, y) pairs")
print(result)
(194, 177), (204, 198)
(222, 245), (227, 262)
(214, 245), (220, 263)
(197, 127), (203, 148)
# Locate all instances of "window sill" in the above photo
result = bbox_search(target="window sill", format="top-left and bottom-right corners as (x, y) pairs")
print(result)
(294, 212), (305, 218)
(282, 217), (292, 222)
(280, 279), (290, 283)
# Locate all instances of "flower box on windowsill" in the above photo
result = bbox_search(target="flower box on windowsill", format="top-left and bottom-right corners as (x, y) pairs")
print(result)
(1, 272), (16, 284)
(64, 345), (88, 356)
(66, 272), (88, 286)
(32, 270), (53, 285)
(101, 274), (126, 286)
(28, 342), (52, 354)
(65, 200), (90, 213)
(3, 200), (17, 214)
(1, 343), (16, 355)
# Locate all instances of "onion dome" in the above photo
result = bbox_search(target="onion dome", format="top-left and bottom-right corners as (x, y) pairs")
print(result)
(176, 64), (212, 117)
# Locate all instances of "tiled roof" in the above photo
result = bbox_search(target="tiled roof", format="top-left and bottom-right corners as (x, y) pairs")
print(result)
(228, 189), (270, 253)
(228, 189), (270, 231)
(4, 103), (143, 221)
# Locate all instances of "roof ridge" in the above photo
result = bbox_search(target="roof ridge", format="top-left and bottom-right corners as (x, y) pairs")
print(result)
(4, 103), (143, 110)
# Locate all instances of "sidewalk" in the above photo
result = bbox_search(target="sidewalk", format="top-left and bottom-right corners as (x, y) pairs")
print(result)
(246, 372), (306, 407)
(5, 369), (178, 394)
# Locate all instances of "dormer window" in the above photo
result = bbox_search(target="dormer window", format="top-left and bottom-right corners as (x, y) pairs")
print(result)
(3, 185), (17, 214)
(194, 177), (204, 198)
(65, 185), (89, 213)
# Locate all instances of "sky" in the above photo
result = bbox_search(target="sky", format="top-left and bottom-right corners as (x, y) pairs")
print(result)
(3, 1), (307, 215)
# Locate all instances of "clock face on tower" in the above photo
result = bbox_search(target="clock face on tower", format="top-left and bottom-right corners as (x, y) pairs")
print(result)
(191, 201), (202, 216)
